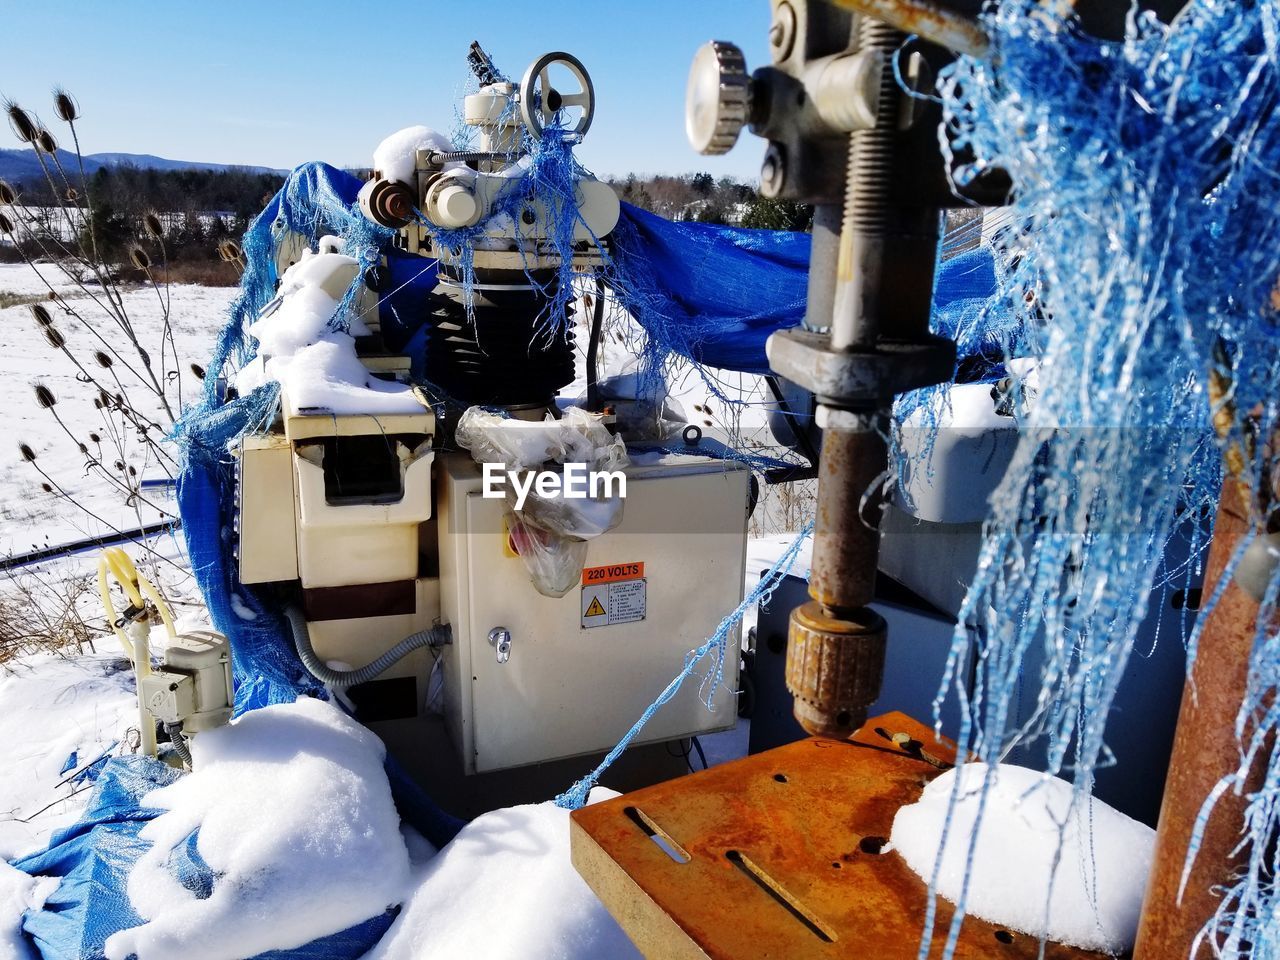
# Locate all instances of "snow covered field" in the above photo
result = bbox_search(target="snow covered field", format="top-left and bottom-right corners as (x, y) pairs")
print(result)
(0, 263), (236, 558)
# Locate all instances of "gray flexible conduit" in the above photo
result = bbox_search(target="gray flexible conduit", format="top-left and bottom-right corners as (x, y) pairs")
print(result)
(164, 722), (193, 766)
(286, 606), (451, 689)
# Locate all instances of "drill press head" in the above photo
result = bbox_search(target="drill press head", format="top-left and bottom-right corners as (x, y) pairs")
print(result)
(355, 44), (620, 413)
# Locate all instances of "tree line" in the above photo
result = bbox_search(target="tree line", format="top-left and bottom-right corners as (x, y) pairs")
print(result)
(4, 165), (286, 268)
(606, 172), (813, 231)
(3, 164), (813, 273)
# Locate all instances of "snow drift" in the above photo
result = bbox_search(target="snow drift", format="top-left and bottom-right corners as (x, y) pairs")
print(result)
(104, 697), (409, 960)
(365, 789), (640, 960)
(891, 762), (1155, 954)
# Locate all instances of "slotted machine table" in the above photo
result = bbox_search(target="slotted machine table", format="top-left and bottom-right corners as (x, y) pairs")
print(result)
(570, 712), (1109, 960)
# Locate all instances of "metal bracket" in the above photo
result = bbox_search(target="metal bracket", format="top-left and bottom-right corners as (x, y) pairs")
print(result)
(766, 326), (955, 407)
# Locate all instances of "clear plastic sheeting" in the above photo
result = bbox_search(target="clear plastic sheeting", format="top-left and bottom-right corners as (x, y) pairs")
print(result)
(455, 407), (628, 597)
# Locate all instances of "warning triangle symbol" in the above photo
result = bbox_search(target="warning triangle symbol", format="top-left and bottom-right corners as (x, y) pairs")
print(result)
(585, 596), (606, 617)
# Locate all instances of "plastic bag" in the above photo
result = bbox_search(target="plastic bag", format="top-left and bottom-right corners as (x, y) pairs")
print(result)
(455, 407), (629, 597)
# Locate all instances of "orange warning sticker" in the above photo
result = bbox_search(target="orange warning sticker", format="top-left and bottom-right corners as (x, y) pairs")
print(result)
(582, 562), (644, 586)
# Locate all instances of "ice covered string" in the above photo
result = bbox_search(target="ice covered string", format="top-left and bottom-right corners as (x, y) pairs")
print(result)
(908, 1), (1280, 956)
(554, 523), (813, 810)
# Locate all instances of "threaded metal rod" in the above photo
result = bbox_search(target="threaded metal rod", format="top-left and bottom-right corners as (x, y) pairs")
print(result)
(831, 18), (904, 352)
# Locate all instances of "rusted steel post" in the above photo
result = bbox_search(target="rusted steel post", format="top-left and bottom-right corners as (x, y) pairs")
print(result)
(1134, 477), (1268, 958)
(807, 420), (885, 613)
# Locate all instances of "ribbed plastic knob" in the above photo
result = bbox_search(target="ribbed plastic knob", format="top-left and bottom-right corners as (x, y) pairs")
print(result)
(686, 41), (750, 156)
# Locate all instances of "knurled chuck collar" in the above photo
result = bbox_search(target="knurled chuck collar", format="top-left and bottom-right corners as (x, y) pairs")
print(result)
(686, 41), (751, 156)
(786, 600), (887, 739)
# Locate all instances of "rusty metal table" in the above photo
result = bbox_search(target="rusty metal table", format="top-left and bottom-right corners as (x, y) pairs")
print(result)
(571, 711), (1112, 959)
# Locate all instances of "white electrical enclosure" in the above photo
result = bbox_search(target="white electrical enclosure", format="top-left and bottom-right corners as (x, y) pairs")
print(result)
(437, 451), (750, 774)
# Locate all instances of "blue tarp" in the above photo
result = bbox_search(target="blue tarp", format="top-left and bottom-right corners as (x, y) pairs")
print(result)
(611, 203), (1001, 379)
(612, 203), (811, 375)
(212, 163), (999, 382)
(12, 757), (398, 960)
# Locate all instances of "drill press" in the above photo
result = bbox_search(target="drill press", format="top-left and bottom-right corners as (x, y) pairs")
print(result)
(565, 4), (1106, 957)
(690, 0), (999, 739)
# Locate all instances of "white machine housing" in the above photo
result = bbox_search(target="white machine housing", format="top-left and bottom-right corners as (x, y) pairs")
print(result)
(236, 403), (440, 699)
(231, 47), (753, 775)
(437, 451), (750, 773)
(139, 630), (233, 734)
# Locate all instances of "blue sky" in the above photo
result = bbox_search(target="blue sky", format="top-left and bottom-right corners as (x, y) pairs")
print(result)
(0, 1), (773, 181)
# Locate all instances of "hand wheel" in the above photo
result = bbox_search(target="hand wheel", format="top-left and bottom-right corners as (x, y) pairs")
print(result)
(519, 51), (595, 138)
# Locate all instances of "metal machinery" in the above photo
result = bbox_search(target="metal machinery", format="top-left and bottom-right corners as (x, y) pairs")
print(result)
(232, 45), (752, 782)
(566, 2), (1195, 958)
(357, 43), (619, 413)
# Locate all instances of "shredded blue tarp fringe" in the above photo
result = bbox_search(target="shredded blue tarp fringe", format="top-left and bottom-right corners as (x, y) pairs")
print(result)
(913, 3), (1280, 958)
(555, 522), (814, 809)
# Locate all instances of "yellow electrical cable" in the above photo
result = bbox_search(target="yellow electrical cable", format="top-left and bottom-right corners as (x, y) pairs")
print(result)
(97, 554), (136, 662)
(104, 549), (144, 608)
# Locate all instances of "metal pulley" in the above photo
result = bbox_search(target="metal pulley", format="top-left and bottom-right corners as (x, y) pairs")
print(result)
(357, 178), (415, 229)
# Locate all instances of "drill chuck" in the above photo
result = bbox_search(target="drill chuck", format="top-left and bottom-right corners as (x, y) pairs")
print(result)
(785, 600), (887, 738)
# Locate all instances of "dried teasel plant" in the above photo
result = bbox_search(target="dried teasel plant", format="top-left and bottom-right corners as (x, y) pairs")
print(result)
(5, 102), (37, 143)
(52, 89), (79, 123)
(3, 88), (203, 588)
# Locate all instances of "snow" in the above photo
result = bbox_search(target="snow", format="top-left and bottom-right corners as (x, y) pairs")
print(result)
(104, 697), (410, 960)
(890, 762), (1155, 955)
(741, 533), (812, 640)
(372, 126), (455, 183)
(0, 262), (232, 557)
(0, 861), (54, 960)
(0, 650), (138, 860)
(0, 260), (81, 297)
(234, 248), (425, 416)
(364, 788), (641, 960)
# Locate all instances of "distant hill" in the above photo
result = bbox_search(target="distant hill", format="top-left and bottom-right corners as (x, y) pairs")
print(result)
(0, 148), (286, 185)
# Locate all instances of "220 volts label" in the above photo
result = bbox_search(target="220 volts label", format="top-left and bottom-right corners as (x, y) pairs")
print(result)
(582, 562), (644, 585)
(581, 563), (646, 628)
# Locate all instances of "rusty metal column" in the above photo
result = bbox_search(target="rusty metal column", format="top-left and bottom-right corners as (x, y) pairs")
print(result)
(1134, 477), (1271, 958)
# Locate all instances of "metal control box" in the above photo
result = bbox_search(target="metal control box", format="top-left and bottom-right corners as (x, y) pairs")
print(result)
(437, 450), (751, 774)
